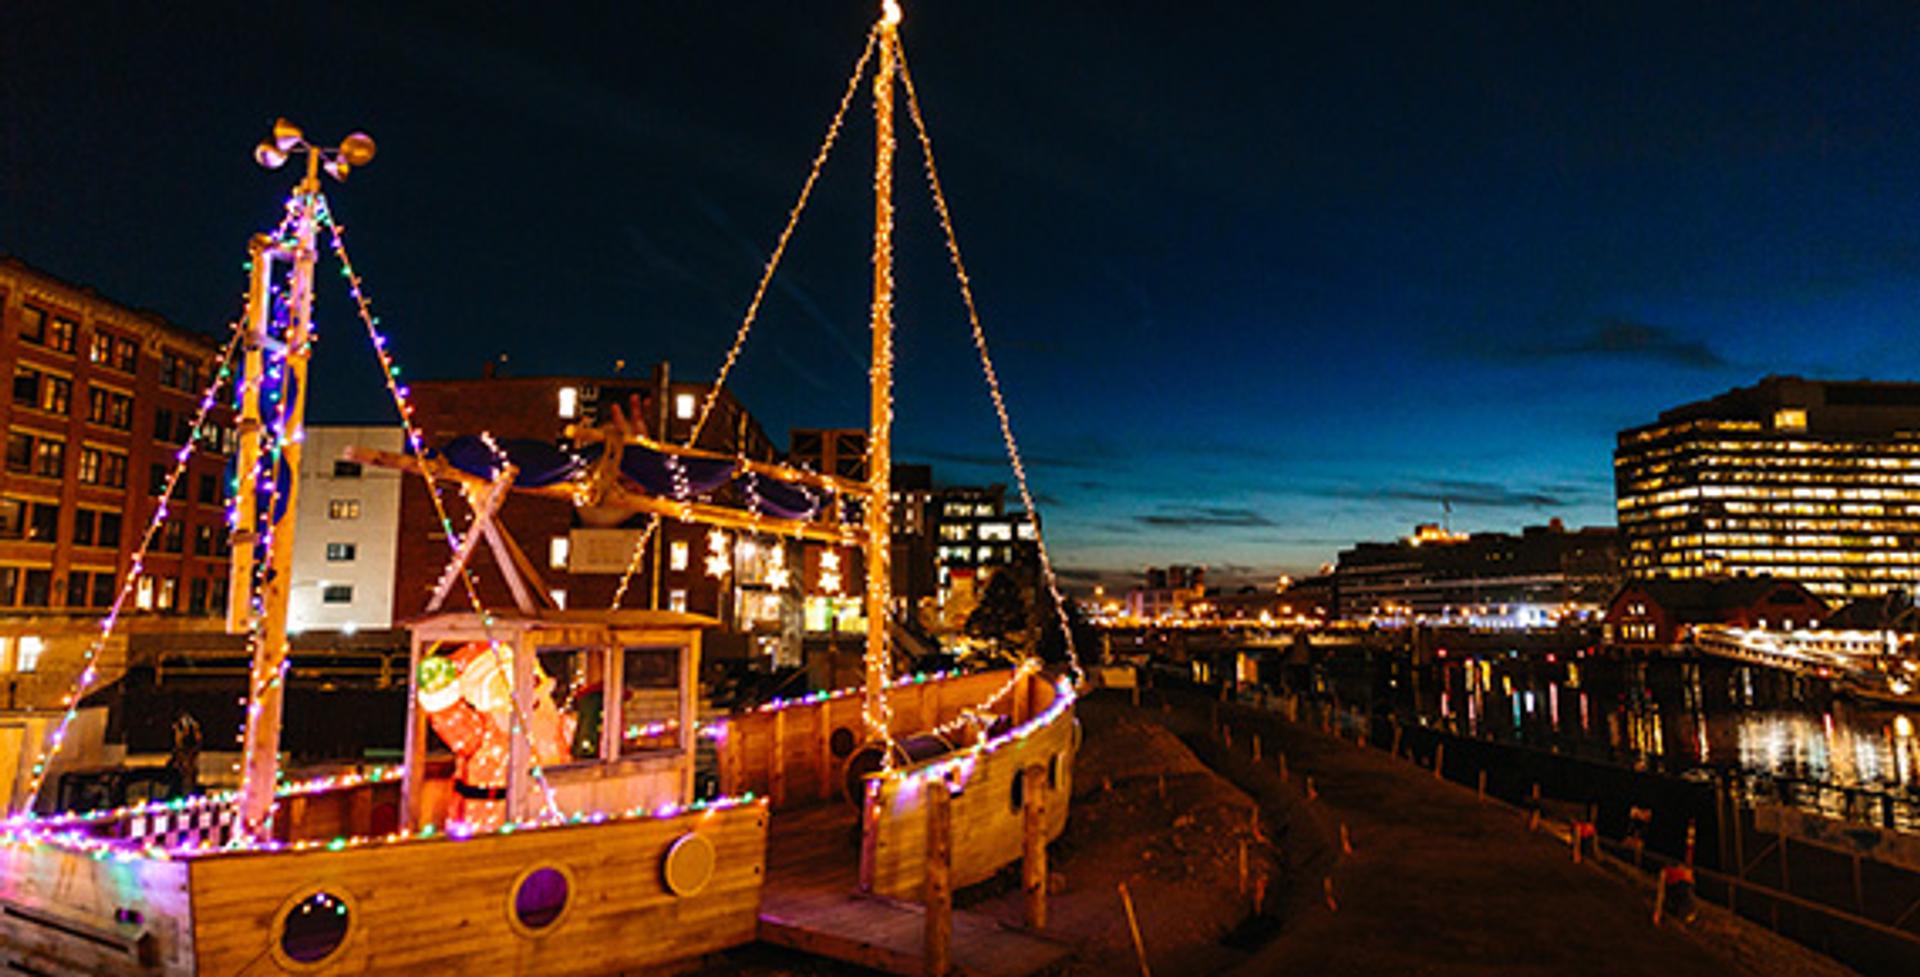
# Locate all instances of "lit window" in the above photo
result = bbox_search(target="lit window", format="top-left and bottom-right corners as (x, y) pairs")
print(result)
(549, 536), (570, 570)
(557, 386), (579, 420)
(668, 589), (688, 613)
(1773, 409), (1807, 432)
(326, 542), (356, 562)
(16, 636), (43, 673)
(670, 540), (689, 571)
(329, 499), (361, 520)
(549, 588), (567, 609)
(136, 575), (155, 610)
(675, 392), (696, 420)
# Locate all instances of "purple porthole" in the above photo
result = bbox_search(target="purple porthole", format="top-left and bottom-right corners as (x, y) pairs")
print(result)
(513, 867), (571, 931)
(279, 890), (350, 964)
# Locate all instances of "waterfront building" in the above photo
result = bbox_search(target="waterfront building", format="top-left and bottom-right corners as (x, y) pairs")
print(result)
(1331, 520), (1619, 625)
(287, 426), (403, 633)
(1125, 565), (1206, 621)
(1603, 576), (1829, 651)
(1616, 375), (1920, 601)
(0, 258), (233, 707)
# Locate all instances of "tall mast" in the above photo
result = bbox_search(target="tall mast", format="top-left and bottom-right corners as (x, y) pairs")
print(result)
(863, 0), (902, 749)
(235, 150), (320, 836)
(232, 120), (375, 837)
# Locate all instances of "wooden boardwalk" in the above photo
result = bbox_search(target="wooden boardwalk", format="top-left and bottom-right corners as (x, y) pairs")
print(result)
(758, 803), (1074, 977)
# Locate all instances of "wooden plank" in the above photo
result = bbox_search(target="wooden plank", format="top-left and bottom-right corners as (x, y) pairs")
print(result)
(924, 781), (952, 977)
(187, 802), (767, 977)
(866, 675), (1074, 901)
(0, 845), (193, 976)
(757, 887), (1071, 977)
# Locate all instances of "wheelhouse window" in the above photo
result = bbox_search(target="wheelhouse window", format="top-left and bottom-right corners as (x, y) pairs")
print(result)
(620, 646), (681, 756)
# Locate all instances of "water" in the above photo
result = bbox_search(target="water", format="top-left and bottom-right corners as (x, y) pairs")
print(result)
(1294, 649), (1920, 828)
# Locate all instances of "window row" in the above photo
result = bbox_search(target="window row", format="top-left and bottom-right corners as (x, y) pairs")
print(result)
(10, 366), (136, 431)
(17, 303), (177, 377)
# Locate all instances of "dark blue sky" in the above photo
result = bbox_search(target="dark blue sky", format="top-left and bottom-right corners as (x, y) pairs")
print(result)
(6, 2), (1920, 590)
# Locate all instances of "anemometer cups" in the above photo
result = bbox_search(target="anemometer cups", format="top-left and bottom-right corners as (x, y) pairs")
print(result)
(254, 118), (377, 181)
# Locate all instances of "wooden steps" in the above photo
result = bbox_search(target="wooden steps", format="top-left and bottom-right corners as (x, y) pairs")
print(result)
(760, 802), (1072, 977)
(758, 886), (1073, 977)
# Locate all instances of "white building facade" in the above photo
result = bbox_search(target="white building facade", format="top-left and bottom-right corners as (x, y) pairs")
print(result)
(287, 426), (402, 633)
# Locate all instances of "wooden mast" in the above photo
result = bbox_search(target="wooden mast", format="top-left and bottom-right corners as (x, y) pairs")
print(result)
(235, 148), (324, 836)
(863, 0), (902, 751)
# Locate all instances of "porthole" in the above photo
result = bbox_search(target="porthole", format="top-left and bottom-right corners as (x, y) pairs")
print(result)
(271, 888), (354, 969)
(663, 832), (717, 897)
(508, 865), (573, 935)
(829, 726), (857, 759)
(1010, 767), (1026, 813)
(1048, 753), (1060, 791)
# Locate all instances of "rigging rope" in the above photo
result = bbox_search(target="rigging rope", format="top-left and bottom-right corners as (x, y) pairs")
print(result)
(684, 26), (880, 449)
(323, 201), (565, 823)
(895, 37), (1085, 685)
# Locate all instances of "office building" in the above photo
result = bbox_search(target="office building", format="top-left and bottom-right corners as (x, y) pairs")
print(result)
(1617, 376), (1920, 601)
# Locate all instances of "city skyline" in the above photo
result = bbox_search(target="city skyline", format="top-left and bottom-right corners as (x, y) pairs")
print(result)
(6, 3), (1920, 589)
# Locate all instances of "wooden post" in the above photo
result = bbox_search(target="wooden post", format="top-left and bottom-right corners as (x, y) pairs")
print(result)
(858, 778), (882, 892)
(1238, 839), (1248, 896)
(1305, 775), (1317, 802)
(1131, 684), (1140, 707)
(1277, 752), (1289, 783)
(1251, 733), (1261, 763)
(1222, 725), (1232, 749)
(1851, 852), (1864, 914)
(1477, 770), (1487, 799)
(1652, 871), (1667, 926)
(1023, 764), (1048, 929)
(1340, 822), (1354, 855)
(771, 708), (789, 808)
(1433, 743), (1444, 780)
(1118, 882), (1152, 977)
(1323, 875), (1338, 912)
(1778, 825), (1790, 892)
(1389, 721), (1402, 758)
(924, 779), (952, 977)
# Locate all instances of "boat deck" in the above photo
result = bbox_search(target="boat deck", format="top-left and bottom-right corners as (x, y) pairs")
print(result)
(758, 803), (1074, 977)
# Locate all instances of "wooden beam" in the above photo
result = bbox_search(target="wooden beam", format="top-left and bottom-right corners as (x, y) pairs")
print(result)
(924, 778), (953, 977)
(346, 446), (866, 546)
(569, 426), (875, 499)
(1023, 764), (1047, 930)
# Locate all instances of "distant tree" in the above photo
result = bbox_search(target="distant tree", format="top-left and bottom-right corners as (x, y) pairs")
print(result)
(1035, 590), (1096, 668)
(966, 571), (1029, 656)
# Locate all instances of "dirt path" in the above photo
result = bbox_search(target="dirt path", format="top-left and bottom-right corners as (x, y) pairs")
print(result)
(1158, 686), (1862, 977)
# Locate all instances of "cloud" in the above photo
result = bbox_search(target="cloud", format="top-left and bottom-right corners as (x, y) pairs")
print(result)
(1503, 318), (1729, 369)
(1288, 475), (1593, 511)
(1135, 505), (1276, 529)
(903, 447), (1103, 472)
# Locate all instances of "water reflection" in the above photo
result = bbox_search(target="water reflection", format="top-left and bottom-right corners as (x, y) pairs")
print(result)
(1321, 654), (1920, 801)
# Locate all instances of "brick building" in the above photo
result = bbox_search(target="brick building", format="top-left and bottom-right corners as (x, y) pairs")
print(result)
(393, 364), (793, 656)
(1603, 576), (1830, 651)
(0, 258), (233, 705)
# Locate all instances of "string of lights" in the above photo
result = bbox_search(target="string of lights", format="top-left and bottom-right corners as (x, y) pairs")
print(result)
(895, 38), (1085, 685)
(861, 16), (902, 763)
(15, 330), (245, 813)
(608, 514), (661, 609)
(322, 204), (563, 823)
(683, 26), (880, 449)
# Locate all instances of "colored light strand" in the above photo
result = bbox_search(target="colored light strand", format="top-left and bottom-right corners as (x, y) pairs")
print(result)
(896, 38), (1084, 685)
(321, 203), (563, 823)
(16, 329), (245, 814)
(684, 26), (879, 449)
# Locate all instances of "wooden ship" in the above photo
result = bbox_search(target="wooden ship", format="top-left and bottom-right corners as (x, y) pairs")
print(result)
(0, 3), (1082, 975)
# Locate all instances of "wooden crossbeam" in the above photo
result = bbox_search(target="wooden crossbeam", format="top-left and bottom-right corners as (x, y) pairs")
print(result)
(346, 446), (867, 547)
